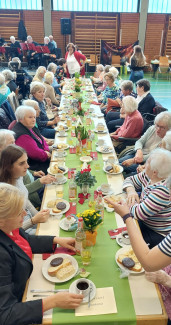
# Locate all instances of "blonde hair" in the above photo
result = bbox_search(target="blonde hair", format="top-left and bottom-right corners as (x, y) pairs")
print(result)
(130, 45), (146, 67)
(104, 72), (115, 82)
(30, 81), (45, 94)
(109, 66), (119, 78)
(44, 71), (54, 84)
(0, 183), (25, 219)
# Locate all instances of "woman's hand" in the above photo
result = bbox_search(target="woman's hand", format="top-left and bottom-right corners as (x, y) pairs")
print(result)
(145, 270), (171, 287)
(32, 209), (50, 224)
(104, 198), (130, 217)
(135, 149), (143, 163)
(33, 170), (45, 177)
(43, 292), (83, 312)
(53, 237), (76, 252)
(39, 174), (56, 184)
(45, 151), (51, 159)
(121, 158), (134, 167)
(126, 189), (140, 207)
(110, 131), (116, 136)
(137, 164), (145, 173)
(46, 139), (54, 146)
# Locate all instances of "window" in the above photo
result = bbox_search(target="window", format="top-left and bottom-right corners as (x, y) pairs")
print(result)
(0, 0), (42, 10)
(52, 0), (138, 12)
(148, 0), (171, 13)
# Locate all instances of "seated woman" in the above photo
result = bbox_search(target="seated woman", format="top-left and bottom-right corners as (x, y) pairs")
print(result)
(96, 65), (111, 94)
(90, 64), (104, 87)
(43, 71), (59, 106)
(110, 96), (143, 154)
(100, 72), (119, 111)
(0, 129), (15, 150)
(33, 66), (46, 83)
(30, 82), (60, 138)
(0, 145), (51, 234)
(12, 105), (51, 172)
(47, 62), (64, 95)
(122, 148), (171, 248)
(2, 69), (18, 93)
(119, 111), (171, 176)
(0, 73), (11, 106)
(0, 183), (83, 325)
(109, 66), (120, 87)
(136, 79), (155, 117)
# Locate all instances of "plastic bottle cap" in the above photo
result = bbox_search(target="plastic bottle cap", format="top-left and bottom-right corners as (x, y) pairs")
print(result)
(78, 217), (83, 222)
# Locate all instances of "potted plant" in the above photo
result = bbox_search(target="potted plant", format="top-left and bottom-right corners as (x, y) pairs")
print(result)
(75, 72), (80, 79)
(76, 209), (102, 245)
(75, 84), (81, 92)
(75, 126), (88, 141)
(75, 165), (97, 196)
(77, 96), (84, 115)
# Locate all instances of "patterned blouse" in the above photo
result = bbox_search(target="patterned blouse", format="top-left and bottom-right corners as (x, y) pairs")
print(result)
(102, 84), (119, 104)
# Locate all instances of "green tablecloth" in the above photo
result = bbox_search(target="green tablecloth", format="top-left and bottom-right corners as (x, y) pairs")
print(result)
(52, 103), (136, 325)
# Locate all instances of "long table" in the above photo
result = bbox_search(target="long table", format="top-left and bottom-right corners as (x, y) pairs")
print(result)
(23, 78), (167, 325)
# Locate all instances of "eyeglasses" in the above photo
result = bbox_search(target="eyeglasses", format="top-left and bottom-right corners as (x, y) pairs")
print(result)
(155, 123), (167, 130)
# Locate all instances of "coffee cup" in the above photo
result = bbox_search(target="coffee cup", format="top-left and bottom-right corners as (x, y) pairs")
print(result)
(75, 278), (90, 297)
(107, 156), (116, 164)
(121, 231), (130, 245)
(55, 173), (65, 183)
(101, 183), (111, 193)
(97, 139), (105, 146)
(64, 215), (75, 227)
(57, 149), (64, 157)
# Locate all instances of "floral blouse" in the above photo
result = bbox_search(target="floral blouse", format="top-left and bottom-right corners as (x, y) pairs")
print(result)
(102, 84), (119, 104)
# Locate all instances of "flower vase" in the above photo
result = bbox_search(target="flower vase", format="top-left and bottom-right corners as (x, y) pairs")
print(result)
(85, 230), (97, 246)
(81, 138), (87, 147)
(80, 184), (89, 195)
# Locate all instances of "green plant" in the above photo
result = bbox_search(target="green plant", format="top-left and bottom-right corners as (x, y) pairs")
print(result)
(75, 72), (80, 79)
(75, 126), (88, 140)
(75, 165), (97, 188)
(77, 107), (85, 116)
(75, 85), (81, 92)
(76, 209), (102, 232)
(78, 96), (83, 103)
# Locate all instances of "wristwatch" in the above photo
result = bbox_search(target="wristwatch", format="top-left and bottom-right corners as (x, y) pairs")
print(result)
(123, 213), (133, 223)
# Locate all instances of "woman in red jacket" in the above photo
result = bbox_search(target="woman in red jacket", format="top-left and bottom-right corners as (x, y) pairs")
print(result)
(65, 43), (86, 77)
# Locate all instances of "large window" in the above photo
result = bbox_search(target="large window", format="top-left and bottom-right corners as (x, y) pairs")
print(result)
(53, 0), (138, 12)
(148, 0), (171, 13)
(0, 0), (42, 10)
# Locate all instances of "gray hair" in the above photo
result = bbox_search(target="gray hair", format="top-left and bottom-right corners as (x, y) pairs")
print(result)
(0, 130), (15, 150)
(96, 64), (104, 72)
(30, 81), (45, 94)
(36, 66), (46, 76)
(104, 72), (115, 82)
(122, 96), (138, 113)
(120, 80), (133, 92)
(44, 71), (54, 84)
(2, 69), (14, 82)
(104, 65), (111, 73)
(109, 66), (119, 78)
(162, 131), (171, 151)
(27, 35), (32, 41)
(44, 36), (50, 43)
(15, 105), (36, 122)
(155, 111), (171, 130)
(0, 73), (5, 85)
(47, 62), (57, 73)
(10, 36), (15, 41)
(148, 148), (171, 179)
(23, 99), (39, 109)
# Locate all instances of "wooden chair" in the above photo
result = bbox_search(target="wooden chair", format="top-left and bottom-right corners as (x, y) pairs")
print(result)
(89, 54), (99, 67)
(157, 56), (170, 79)
(111, 55), (121, 67)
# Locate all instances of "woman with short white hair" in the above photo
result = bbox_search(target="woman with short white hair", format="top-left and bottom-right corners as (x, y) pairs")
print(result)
(90, 64), (104, 85)
(109, 66), (119, 86)
(0, 129), (15, 152)
(0, 73), (11, 105)
(47, 62), (64, 95)
(33, 66), (46, 83)
(2, 69), (18, 93)
(111, 96), (143, 154)
(43, 71), (59, 106)
(12, 105), (51, 172)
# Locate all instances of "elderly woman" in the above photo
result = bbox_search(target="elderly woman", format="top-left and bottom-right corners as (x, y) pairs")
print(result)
(43, 71), (59, 106)
(0, 183), (83, 325)
(119, 111), (171, 176)
(90, 64), (104, 86)
(136, 79), (155, 116)
(47, 62), (64, 95)
(96, 65), (111, 93)
(2, 69), (18, 93)
(0, 129), (15, 151)
(33, 66), (46, 83)
(110, 96), (143, 154)
(0, 73), (11, 105)
(30, 81), (59, 138)
(100, 72), (119, 110)
(12, 105), (51, 172)
(65, 42), (86, 77)
(109, 66), (120, 87)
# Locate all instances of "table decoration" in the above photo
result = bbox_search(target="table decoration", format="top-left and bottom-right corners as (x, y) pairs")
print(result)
(76, 209), (102, 245)
(75, 165), (97, 196)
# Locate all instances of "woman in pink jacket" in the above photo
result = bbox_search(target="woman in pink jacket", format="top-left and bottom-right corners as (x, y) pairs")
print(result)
(65, 43), (86, 77)
(110, 96), (143, 154)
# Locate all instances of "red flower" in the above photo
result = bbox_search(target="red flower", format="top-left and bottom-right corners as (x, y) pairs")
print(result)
(81, 170), (84, 174)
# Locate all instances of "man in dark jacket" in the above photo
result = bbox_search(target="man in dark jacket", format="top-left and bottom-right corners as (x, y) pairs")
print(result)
(9, 36), (23, 61)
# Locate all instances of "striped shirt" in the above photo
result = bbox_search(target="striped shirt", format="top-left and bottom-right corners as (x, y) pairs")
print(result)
(158, 233), (171, 257)
(123, 172), (171, 236)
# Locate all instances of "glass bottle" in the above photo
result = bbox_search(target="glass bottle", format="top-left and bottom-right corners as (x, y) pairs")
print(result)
(69, 171), (77, 202)
(75, 217), (86, 255)
(86, 130), (92, 152)
(76, 131), (82, 155)
(95, 191), (104, 223)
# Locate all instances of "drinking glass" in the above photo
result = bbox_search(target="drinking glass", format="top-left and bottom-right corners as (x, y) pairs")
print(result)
(55, 185), (64, 198)
(81, 241), (93, 266)
(94, 163), (101, 172)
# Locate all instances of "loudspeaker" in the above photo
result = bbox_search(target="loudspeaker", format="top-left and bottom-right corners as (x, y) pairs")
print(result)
(61, 18), (71, 35)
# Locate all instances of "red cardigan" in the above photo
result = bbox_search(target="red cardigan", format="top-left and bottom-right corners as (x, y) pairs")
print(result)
(65, 51), (86, 77)
(112, 110), (143, 140)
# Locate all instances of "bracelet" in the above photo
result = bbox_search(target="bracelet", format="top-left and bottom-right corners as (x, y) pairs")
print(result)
(123, 213), (133, 223)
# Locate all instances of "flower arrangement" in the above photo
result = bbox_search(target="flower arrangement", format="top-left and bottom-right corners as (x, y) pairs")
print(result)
(75, 85), (81, 92)
(75, 125), (88, 140)
(75, 72), (80, 79)
(75, 165), (97, 188)
(77, 209), (102, 232)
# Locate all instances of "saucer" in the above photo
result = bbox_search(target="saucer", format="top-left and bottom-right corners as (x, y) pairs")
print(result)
(97, 186), (114, 196)
(69, 279), (96, 303)
(59, 217), (76, 231)
(52, 176), (67, 185)
(56, 133), (67, 137)
(53, 151), (67, 158)
(116, 233), (130, 247)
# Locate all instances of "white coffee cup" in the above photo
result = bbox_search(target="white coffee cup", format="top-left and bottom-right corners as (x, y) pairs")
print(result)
(75, 278), (90, 297)
(59, 130), (65, 136)
(101, 183), (111, 193)
(97, 139), (105, 146)
(121, 231), (130, 245)
(107, 156), (116, 164)
(64, 215), (75, 227)
(55, 174), (65, 182)
(57, 149), (64, 157)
